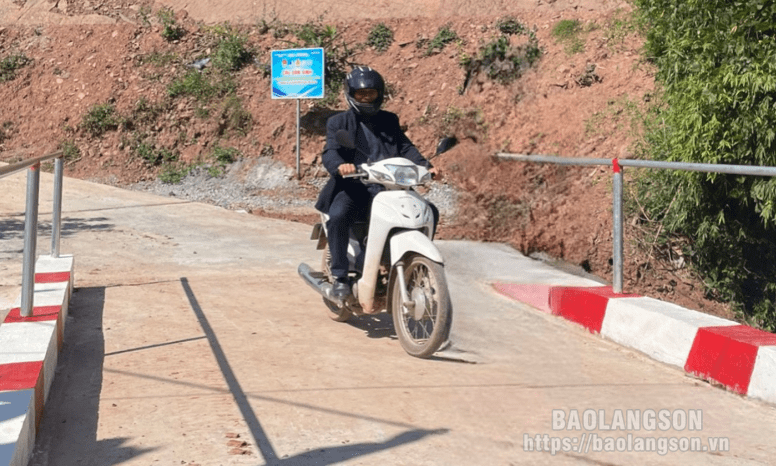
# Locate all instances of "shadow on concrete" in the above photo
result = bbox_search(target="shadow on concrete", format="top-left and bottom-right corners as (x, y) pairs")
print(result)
(29, 286), (157, 465)
(0, 216), (115, 241)
(104, 335), (207, 357)
(180, 277), (447, 465)
(180, 277), (281, 464)
(273, 428), (449, 465)
(347, 312), (397, 340)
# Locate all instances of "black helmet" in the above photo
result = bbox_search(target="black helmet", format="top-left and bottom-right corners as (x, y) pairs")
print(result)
(345, 66), (385, 117)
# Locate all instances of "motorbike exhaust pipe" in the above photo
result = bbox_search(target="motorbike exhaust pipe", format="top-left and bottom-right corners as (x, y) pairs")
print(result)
(298, 263), (345, 306)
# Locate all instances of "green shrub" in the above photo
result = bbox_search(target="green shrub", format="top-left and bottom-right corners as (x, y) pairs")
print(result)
(295, 21), (337, 47)
(552, 19), (584, 54)
(0, 54), (31, 82)
(168, 69), (236, 101)
(219, 96), (252, 136)
(461, 34), (542, 85)
(0, 121), (13, 143)
(552, 19), (581, 40)
(127, 132), (178, 165)
(138, 6), (152, 27)
(438, 106), (487, 140)
(211, 27), (253, 72)
(58, 140), (80, 161)
(425, 24), (459, 56)
(496, 17), (528, 36)
(634, 0), (776, 330)
(159, 165), (191, 184)
(139, 51), (179, 67)
(136, 143), (177, 165)
(211, 145), (239, 164)
(81, 103), (121, 137)
(157, 7), (185, 41)
(604, 9), (642, 48)
(168, 70), (213, 100)
(367, 23), (394, 52)
(130, 97), (166, 126)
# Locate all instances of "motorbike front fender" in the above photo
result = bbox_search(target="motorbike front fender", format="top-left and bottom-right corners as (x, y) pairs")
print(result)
(389, 230), (444, 265)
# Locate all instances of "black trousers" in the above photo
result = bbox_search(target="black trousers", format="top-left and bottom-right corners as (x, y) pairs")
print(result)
(326, 187), (372, 280)
(326, 185), (439, 280)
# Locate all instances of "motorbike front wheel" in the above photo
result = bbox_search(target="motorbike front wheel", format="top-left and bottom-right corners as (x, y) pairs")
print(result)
(391, 254), (452, 358)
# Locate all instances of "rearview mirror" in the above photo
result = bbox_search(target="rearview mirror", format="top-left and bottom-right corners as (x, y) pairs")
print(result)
(435, 136), (457, 156)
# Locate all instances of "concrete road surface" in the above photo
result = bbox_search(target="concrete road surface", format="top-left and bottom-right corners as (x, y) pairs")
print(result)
(1, 170), (775, 465)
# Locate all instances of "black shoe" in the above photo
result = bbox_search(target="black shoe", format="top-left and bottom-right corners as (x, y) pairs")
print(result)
(331, 278), (351, 299)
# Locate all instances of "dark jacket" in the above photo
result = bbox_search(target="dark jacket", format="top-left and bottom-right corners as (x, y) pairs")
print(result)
(315, 109), (430, 213)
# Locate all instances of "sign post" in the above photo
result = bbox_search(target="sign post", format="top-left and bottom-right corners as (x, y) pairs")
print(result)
(271, 47), (325, 179)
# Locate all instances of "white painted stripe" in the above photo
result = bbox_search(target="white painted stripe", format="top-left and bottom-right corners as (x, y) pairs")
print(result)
(0, 389), (35, 466)
(34, 255), (74, 274)
(0, 389), (30, 444)
(34, 255), (75, 296)
(0, 412), (25, 445)
(0, 321), (57, 364)
(33, 282), (69, 291)
(601, 296), (738, 368)
(11, 282), (69, 308)
(747, 346), (776, 404)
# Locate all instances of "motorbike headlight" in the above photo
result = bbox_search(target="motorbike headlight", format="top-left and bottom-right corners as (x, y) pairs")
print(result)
(385, 164), (419, 187)
(371, 169), (392, 183)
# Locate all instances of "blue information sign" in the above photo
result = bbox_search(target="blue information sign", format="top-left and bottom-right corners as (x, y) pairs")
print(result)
(270, 48), (325, 99)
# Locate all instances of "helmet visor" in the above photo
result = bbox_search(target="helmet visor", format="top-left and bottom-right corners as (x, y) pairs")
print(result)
(354, 88), (379, 103)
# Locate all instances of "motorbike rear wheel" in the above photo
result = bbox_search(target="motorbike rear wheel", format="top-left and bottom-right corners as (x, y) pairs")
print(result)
(391, 254), (452, 358)
(321, 243), (353, 322)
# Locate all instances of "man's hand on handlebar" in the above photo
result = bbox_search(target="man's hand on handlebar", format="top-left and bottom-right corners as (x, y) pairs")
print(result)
(338, 163), (357, 177)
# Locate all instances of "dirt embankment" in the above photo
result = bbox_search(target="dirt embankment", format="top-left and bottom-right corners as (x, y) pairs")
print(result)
(0, 1), (736, 320)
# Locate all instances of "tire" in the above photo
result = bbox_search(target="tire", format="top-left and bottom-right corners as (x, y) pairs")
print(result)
(321, 243), (352, 322)
(391, 254), (452, 358)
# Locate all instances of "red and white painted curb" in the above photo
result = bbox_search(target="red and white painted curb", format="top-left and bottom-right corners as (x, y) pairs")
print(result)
(1, 255), (74, 466)
(494, 283), (776, 405)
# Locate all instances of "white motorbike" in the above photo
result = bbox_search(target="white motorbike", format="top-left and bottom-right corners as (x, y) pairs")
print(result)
(298, 131), (455, 358)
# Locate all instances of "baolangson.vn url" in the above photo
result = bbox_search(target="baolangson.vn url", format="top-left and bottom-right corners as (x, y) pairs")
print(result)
(523, 433), (730, 456)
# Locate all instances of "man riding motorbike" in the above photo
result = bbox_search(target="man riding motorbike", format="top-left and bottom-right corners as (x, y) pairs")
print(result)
(315, 66), (438, 300)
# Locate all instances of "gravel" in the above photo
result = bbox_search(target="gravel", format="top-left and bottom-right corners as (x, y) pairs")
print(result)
(130, 157), (461, 220)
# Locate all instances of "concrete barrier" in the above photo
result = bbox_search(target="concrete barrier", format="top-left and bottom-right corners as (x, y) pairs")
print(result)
(0, 255), (74, 466)
(495, 283), (776, 406)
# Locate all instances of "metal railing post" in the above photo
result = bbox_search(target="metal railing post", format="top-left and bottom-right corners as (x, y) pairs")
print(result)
(612, 160), (623, 294)
(495, 152), (776, 296)
(295, 98), (301, 179)
(20, 162), (41, 317)
(51, 157), (64, 258)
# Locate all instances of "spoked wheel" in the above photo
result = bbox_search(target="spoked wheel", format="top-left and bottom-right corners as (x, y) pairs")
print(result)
(391, 254), (452, 358)
(321, 243), (352, 322)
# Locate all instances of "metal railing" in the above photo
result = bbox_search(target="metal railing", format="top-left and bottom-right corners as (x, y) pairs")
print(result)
(1, 152), (64, 316)
(496, 153), (776, 294)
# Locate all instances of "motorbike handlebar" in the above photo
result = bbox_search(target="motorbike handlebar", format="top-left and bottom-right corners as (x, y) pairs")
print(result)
(342, 171), (368, 179)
